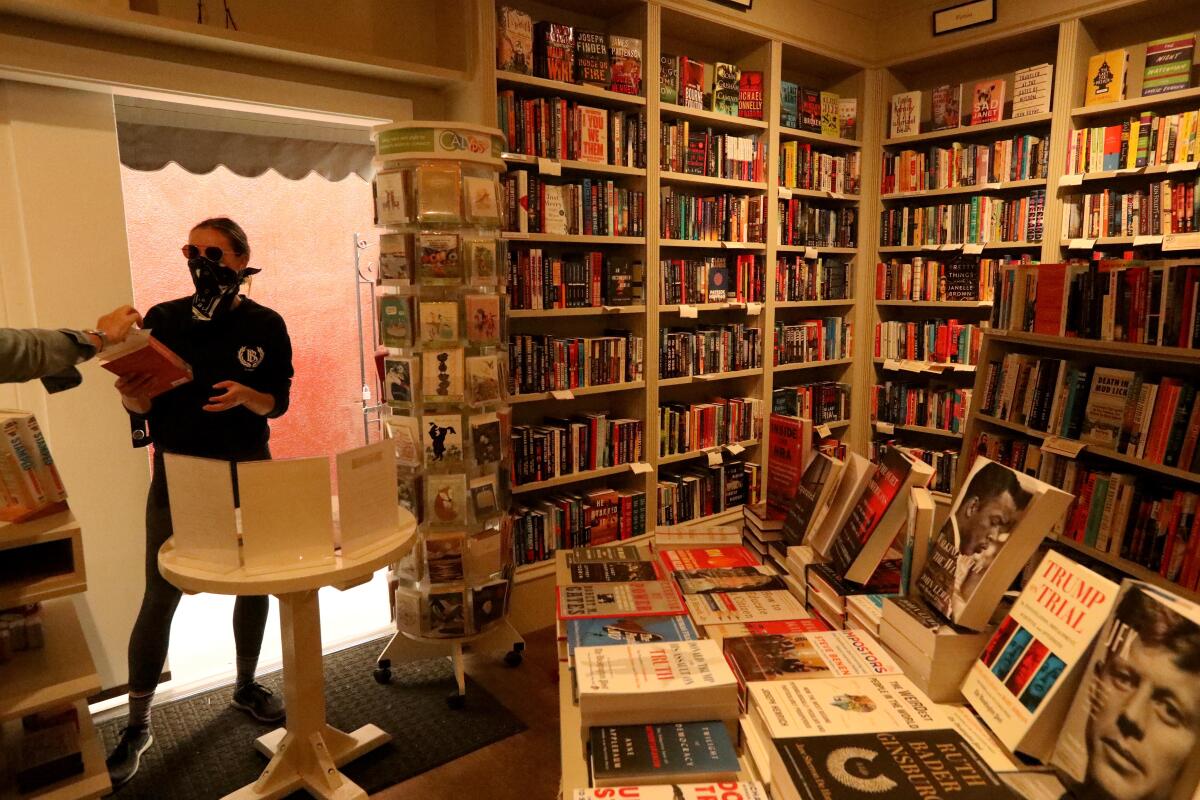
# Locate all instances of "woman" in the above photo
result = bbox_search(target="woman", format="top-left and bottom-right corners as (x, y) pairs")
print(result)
(106, 218), (294, 788)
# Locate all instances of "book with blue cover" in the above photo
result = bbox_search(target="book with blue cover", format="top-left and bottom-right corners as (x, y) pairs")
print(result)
(566, 615), (698, 659)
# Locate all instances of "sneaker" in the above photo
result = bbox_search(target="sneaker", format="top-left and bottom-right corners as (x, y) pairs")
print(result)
(106, 725), (153, 789)
(231, 681), (285, 723)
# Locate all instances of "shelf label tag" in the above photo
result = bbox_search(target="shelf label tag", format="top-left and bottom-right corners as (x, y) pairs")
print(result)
(629, 462), (652, 475)
(602, 305), (620, 313)
(927, 362), (953, 372)
(922, 243), (941, 251)
(1058, 173), (1084, 187)
(725, 442), (746, 456)
(816, 424), (833, 438)
(941, 243), (963, 251)
(746, 302), (763, 316)
(963, 243), (985, 254)
(1043, 436), (1086, 458)
(536, 157), (561, 176)
(778, 186), (793, 199)
(1167, 161), (1198, 173)
(1163, 232), (1200, 252)
(875, 421), (895, 434)
(550, 389), (574, 400)
(1133, 235), (1164, 247)
(900, 360), (924, 372)
(983, 182), (1002, 190)
(827, 191), (843, 199)
(503, 231), (530, 240)
(882, 358), (901, 370)
(679, 304), (699, 318)
(706, 450), (724, 466)
(1115, 167), (1142, 175)
(803, 246), (819, 259)
(1068, 238), (1097, 249)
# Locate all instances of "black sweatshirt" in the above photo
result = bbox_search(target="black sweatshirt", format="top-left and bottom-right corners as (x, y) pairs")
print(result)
(138, 297), (293, 460)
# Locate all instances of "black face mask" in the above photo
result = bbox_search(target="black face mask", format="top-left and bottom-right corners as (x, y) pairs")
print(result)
(187, 256), (260, 321)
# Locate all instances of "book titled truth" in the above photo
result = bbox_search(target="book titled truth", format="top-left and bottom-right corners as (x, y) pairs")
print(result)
(566, 615), (698, 660)
(915, 456), (1073, 630)
(961, 550), (1118, 762)
(589, 721), (739, 787)
(557, 581), (685, 619)
(574, 639), (740, 728)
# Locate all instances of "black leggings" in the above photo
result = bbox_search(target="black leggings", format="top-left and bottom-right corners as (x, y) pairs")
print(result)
(126, 453), (270, 693)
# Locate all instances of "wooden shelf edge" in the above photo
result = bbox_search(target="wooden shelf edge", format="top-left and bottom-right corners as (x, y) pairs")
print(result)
(1054, 537), (1200, 604)
(658, 439), (761, 466)
(511, 462), (646, 495)
(508, 306), (646, 318)
(661, 172), (767, 190)
(1070, 86), (1200, 120)
(883, 113), (1053, 147)
(509, 381), (646, 404)
(0, 598), (101, 724)
(498, 70), (646, 106)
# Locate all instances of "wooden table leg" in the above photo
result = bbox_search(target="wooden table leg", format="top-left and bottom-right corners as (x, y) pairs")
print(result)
(222, 589), (391, 800)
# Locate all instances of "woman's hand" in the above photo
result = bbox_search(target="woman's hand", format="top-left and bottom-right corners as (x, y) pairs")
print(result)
(115, 373), (155, 414)
(204, 380), (275, 416)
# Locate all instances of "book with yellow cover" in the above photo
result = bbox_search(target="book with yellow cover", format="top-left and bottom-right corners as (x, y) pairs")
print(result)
(1085, 49), (1129, 106)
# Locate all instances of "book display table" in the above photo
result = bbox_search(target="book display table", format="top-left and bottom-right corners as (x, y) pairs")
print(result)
(158, 521), (416, 800)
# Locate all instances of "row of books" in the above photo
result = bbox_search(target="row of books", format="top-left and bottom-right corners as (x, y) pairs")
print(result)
(771, 381), (850, 424)
(660, 56), (763, 119)
(496, 8), (642, 96)
(656, 461), (757, 526)
(511, 414), (643, 486)
(775, 255), (850, 302)
(879, 190), (1047, 247)
(778, 142), (860, 195)
(872, 382), (971, 434)
(506, 250), (643, 311)
(881, 133), (1050, 194)
(874, 256), (1001, 302)
(1060, 176), (1200, 238)
(659, 255), (764, 306)
(874, 319), (985, 364)
(658, 398), (763, 457)
(496, 92), (646, 168)
(773, 317), (851, 366)
(507, 332), (643, 395)
(777, 199), (857, 248)
(1083, 37), (1194, 106)
(659, 325), (763, 379)
(873, 441), (959, 494)
(888, 65), (1052, 139)
(659, 189), (767, 243)
(0, 411), (66, 522)
(1065, 107), (1200, 174)
(980, 354), (1200, 471)
(511, 488), (647, 565)
(780, 82), (857, 139)
(660, 124), (766, 183)
(500, 172), (646, 237)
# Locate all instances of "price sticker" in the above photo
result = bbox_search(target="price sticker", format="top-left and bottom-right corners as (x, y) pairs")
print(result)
(536, 157), (561, 176)
(964, 243), (985, 254)
(550, 389), (574, 400)
(706, 450), (724, 466)
(629, 462), (652, 474)
(778, 186), (793, 200)
(1058, 174), (1084, 186)
(816, 424), (833, 438)
(746, 302), (762, 316)
(875, 421), (895, 434)
(679, 304), (699, 318)
(804, 247), (819, 259)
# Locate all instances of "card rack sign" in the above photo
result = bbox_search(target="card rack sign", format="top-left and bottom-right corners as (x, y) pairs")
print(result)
(372, 122), (515, 640)
(933, 0), (996, 36)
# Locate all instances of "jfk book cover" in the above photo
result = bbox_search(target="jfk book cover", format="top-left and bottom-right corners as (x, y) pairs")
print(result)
(566, 615), (699, 660)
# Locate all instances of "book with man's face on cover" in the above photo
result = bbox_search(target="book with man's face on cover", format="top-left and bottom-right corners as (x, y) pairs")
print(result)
(916, 456), (1073, 630)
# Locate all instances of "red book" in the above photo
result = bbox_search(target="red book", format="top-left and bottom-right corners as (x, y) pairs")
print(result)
(1146, 380), (1182, 463)
(737, 71), (764, 120)
(99, 330), (192, 399)
(1032, 265), (1068, 335)
(765, 413), (811, 519)
(659, 545), (760, 572)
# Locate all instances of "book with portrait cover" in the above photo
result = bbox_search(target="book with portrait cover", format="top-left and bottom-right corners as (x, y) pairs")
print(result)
(573, 783), (768, 800)
(1051, 581), (1200, 800)
(931, 83), (962, 130)
(827, 447), (934, 584)
(772, 729), (1015, 800)
(970, 78), (1006, 125)
(916, 457), (1073, 630)
(574, 29), (609, 86)
(684, 589), (808, 626)
(574, 639), (740, 728)
(724, 629), (901, 687)
(566, 615), (698, 661)
(557, 581), (685, 619)
(961, 550), (1118, 762)
(608, 35), (642, 96)
(589, 721), (739, 787)
(766, 413), (812, 520)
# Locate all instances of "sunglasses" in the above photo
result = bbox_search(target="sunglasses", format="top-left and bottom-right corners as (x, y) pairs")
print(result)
(182, 244), (230, 262)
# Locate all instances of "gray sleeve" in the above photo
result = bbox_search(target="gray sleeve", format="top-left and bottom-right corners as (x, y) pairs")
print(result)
(0, 328), (94, 391)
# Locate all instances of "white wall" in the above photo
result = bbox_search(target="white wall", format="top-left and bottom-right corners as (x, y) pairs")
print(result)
(0, 80), (151, 690)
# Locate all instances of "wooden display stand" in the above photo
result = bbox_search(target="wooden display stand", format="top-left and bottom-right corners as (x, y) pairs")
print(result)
(159, 522), (416, 800)
(0, 510), (110, 800)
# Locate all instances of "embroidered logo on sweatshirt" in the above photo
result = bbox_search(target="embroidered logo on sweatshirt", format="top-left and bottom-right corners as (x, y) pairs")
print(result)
(238, 346), (265, 370)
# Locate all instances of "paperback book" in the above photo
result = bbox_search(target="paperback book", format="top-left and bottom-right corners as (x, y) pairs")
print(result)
(1141, 35), (1194, 97)
(565, 615), (699, 661)
(724, 628), (900, 685)
(685, 589), (808, 626)
(931, 83), (961, 130)
(1085, 49), (1129, 107)
(712, 62), (740, 116)
(589, 721), (739, 787)
(557, 581), (686, 619)
(495, 5), (532, 74)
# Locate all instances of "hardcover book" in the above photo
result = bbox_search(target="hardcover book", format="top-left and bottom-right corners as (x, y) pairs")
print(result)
(838, 97), (857, 139)
(1085, 49), (1129, 106)
(704, 618), (830, 645)
(574, 639), (740, 728)
(724, 628), (901, 684)
(98, 329), (192, 399)
(712, 62), (741, 116)
(765, 413), (811, 520)
(807, 452), (875, 559)
(659, 545), (760, 572)
(589, 721), (739, 787)
(1012, 63), (1053, 118)
(684, 590), (808, 626)
(573, 784), (767, 800)
(970, 78), (1006, 125)
(1080, 367), (1136, 448)
(780, 452), (843, 547)
(902, 486), (935, 593)
(879, 596), (995, 703)
(916, 457), (1073, 630)
(608, 35), (642, 96)
(799, 88), (821, 133)
(931, 83), (962, 130)
(889, 90), (921, 138)
(680, 57), (706, 110)
(819, 91), (839, 138)
(780, 81), (799, 129)
(574, 29), (610, 86)
(577, 106), (608, 164)
(1051, 582), (1200, 800)
(738, 71), (764, 120)
(673, 566), (787, 594)
(569, 560), (659, 583)
(566, 615), (699, 660)
(961, 550), (1119, 761)
(535, 21), (574, 83)
(557, 581), (686, 619)
(495, 5), (532, 74)
(660, 53), (679, 104)
(1142, 35), (1195, 97)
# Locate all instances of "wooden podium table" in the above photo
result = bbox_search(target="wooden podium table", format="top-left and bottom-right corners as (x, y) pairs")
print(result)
(159, 519), (416, 800)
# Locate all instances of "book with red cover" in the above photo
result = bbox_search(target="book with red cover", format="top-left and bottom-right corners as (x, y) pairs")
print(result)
(680, 57), (706, 110)
(765, 413), (811, 520)
(1032, 264), (1068, 336)
(659, 545), (759, 572)
(99, 329), (193, 399)
(738, 71), (764, 120)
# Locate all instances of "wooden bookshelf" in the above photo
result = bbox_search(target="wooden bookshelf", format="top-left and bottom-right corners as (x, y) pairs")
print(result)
(658, 439), (760, 466)
(658, 367), (765, 386)
(508, 380), (646, 404)
(775, 245), (857, 255)
(500, 232), (646, 245)
(1069, 85), (1200, 120)
(774, 299), (854, 309)
(778, 186), (859, 202)
(659, 101), (768, 131)
(658, 239), (767, 250)
(874, 358), (977, 373)
(511, 462), (649, 495)
(0, 598), (100, 723)
(874, 299), (991, 309)
(0, 699), (110, 800)
(660, 171), (766, 190)
(497, 69), (647, 106)
(877, 241), (1042, 253)
(778, 126), (860, 149)
(508, 305), (646, 319)
(880, 177), (1046, 200)
(772, 358), (854, 373)
(883, 112), (1054, 146)
(501, 153), (647, 177)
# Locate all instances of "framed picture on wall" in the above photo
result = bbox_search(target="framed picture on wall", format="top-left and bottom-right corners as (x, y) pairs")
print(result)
(933, 0), (996, 36)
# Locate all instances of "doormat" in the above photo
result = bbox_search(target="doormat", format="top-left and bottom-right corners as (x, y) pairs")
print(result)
(97, 636), (527, 798)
